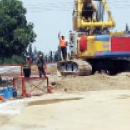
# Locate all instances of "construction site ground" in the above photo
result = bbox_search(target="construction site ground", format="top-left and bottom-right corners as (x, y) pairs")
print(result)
(0, 64), (130, 130)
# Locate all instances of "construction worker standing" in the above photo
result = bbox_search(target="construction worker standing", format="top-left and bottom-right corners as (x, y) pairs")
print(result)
(59, 35), (67, 61)
(23, 56), (32, 77)
(37, 54), (46, 77)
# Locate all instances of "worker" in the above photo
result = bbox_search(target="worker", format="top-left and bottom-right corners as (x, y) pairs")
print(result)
(59, 35), (67, 61)
(82, 0), (96, 21)
(37, 54), (46, 77)
(23, 56), (31, 77)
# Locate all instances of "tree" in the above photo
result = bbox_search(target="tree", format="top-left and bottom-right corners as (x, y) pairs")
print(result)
(33, 46), (38, 62)
(125, 23), (129, 32)
(27, 44), (33, 61)
(0, 0), (36, 59)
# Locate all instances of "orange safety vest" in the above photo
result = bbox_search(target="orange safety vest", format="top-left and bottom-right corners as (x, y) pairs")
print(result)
(59, 39), (66, 47)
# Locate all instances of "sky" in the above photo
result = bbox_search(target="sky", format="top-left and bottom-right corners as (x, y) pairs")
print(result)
(20, 0), (130, 54)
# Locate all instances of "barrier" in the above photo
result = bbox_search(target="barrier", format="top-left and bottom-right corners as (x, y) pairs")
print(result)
(0, 65), (23, 99)
(13, 76), (50, 97)
(0, 64), (53, 98)
(0, 64), (23, 77)
(0, 64), (23, 88)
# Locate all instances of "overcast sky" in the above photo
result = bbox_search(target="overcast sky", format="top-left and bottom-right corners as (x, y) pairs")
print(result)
(20, 0), (130, 54)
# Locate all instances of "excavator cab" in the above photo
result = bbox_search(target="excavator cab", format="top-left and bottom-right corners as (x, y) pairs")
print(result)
(81, 0), (97, 22)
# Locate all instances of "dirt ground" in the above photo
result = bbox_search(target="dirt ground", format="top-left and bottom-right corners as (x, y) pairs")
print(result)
(0, 64), (130, 130)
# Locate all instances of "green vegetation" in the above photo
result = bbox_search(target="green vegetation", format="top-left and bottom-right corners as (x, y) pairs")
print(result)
(0, 55), (25, 64)
(0, 0), (36, 64)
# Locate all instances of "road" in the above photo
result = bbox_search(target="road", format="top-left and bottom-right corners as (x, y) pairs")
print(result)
(0, 90), (130, 130)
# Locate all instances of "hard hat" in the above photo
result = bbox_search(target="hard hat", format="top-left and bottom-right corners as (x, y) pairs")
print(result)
(39, 54), (43, 57)
(26, 55), (30, 59)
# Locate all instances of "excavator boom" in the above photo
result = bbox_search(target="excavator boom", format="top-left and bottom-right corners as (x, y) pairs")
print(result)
(73, 0), (115, 30)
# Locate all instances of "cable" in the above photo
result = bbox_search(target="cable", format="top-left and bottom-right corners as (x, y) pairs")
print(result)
(21, 0), (74, 12)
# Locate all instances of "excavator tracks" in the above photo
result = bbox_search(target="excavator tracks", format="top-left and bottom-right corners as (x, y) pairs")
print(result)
(57, 59), (92, 76)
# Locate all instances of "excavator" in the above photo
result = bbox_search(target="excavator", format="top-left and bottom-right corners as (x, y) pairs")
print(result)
(57, 0), (130, 76)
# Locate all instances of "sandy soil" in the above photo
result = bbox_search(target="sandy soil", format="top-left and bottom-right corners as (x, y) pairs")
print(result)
(0, 65), (130, 130)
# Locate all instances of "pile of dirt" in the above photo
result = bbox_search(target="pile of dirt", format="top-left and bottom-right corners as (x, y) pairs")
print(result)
(52, 72), (130, 92)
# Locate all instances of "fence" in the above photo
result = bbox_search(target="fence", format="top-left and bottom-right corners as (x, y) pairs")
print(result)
(0, 64), (22, 87)
(0, 65), (51, 98)
(13, 76), (50, 97)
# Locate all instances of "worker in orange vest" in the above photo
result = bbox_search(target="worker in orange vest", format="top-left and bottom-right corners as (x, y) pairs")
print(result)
(59, 35), (67, 61)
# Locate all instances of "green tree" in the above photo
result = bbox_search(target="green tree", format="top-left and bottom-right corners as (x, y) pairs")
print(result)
(27, 44), (33, 61)
(33, 46), (38, 62)
(0, 0), (36, 60)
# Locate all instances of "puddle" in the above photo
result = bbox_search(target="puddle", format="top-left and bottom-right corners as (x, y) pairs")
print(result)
(28, 97), (84, 106)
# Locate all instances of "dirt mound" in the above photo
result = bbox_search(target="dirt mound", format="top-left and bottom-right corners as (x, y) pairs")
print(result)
(53, 72), (130, 92)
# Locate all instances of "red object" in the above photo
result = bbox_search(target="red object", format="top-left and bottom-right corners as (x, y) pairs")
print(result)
(0, 95), (4, 101)
(47, 86), (52, 93)
(13, 76), (49, 97)
(111, 37), (130, 52)
(79, 36), (87, 51)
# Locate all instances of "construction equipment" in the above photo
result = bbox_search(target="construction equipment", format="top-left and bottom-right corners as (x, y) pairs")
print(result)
(57, 0), (130, 76)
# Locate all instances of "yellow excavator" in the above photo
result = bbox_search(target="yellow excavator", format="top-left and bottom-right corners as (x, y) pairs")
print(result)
(57, 0), (130, 76)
